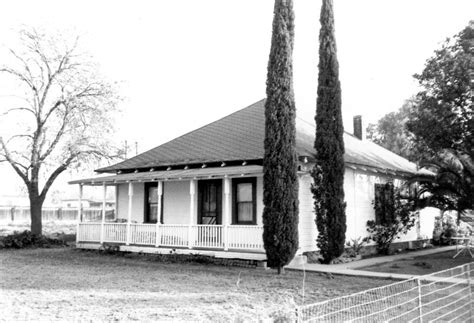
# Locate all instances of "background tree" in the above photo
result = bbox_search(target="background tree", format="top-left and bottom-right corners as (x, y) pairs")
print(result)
(0, 28), (120, 235)
(405, 22), (473, 217)
(311, 0), (346, 264)
(414, 149), (474, 223)
(262, 0), (299, 274)
(369, 22), (473, 220)
(406, 21), (473, 159)
(366, 99), (423, 161)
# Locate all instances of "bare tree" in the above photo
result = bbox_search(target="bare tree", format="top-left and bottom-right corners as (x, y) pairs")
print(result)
(0, 28), (121, 235)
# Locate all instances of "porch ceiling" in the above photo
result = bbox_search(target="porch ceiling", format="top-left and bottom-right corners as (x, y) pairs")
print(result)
(69, 165), (263, 186)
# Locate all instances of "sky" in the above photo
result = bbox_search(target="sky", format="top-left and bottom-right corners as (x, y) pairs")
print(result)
(0, 0), (473, 198)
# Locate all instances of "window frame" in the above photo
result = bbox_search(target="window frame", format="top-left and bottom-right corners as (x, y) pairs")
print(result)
(144, 182), (163, 224)
(197, 179), (222, 225)
(232, 177), (257, 225)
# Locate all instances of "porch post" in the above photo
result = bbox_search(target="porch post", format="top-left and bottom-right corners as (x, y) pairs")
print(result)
(76, 184), (83, 244)
(223, 177), (231, 251)
(126, 182), (133, 245)
(155, 181), (163, 247)
(100, 183), (107, 244)
(188, 179), (196, 249)
(114, 184), (119, 220)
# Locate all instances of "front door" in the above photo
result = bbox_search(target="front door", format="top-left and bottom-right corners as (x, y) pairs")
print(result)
(198, 180), (222, 224)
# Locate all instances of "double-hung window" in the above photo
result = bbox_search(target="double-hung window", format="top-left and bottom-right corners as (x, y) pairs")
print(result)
(232, 177), (256, 225)
(145, 182), (162, 223)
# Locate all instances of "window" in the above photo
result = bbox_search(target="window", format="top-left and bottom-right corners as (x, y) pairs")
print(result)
(145, 182), (163, 223)
(232, 177), (256, 225)
(374, 182), (395, 225)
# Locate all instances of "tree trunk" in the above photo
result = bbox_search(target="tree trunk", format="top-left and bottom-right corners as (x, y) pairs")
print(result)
(29, 194), (44, 236)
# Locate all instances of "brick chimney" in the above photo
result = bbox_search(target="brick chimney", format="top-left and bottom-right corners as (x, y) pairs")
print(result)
(353, 115), (365, 140)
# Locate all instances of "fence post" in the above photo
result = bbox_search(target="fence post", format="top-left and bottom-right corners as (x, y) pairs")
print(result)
(295, 305), (301, 323)
(10, 207), (15, 223)
(468, 263), (473, 320)
(417, 278), (423, 323)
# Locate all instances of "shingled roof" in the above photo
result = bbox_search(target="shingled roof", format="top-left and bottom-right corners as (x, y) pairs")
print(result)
(97, 99), (425, 177)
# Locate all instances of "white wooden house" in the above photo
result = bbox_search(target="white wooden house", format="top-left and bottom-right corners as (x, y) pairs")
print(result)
(70, 100), (435, 261)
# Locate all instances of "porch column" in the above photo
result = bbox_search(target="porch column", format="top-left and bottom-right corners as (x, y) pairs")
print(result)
(100, 183), (107, 244)
(114, 184), (119, 220)
(126, 182), (133, 245)
(76, 184), (83, 244)
(223, 177), (231, 251)
(188, 179), (196, 249)
(155, 181), (163, 247)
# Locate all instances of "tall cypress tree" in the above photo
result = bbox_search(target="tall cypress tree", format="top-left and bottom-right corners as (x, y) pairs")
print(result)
(262, 0), (299, 274)
(311, 0), (346, 264)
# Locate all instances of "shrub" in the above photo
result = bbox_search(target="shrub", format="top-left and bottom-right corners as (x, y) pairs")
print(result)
(345, 237), (369, 257)
(0, 230), (66, 249)
(432, 213), (459, 245)
(366, 186), (417, 255)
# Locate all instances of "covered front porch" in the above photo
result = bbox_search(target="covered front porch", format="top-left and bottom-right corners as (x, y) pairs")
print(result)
(71, 165), (266, 260)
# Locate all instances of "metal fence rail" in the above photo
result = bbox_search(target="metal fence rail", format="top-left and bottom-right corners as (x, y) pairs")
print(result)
(296, 263), (474, 322)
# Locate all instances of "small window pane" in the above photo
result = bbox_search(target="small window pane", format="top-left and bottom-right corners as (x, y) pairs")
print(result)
(149, 205), (158, 222)
(148, 187), (158, 204)
(238, 202), (253, 222)
(237, 183), (252, 202)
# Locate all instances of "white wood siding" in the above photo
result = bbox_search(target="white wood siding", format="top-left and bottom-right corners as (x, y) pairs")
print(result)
(116, 183), (144, 223)
(297, 174), (317, 253)
(298, 168), (435, 253)
(256, 176), (264, 225)
(162, 181), (192, 224)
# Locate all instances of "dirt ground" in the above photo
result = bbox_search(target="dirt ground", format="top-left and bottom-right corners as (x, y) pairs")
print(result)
(359, 250), (474, 276)
(0, 247), (393, 321)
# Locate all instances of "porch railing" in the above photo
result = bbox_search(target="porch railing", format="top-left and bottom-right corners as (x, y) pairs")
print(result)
(77, 223), (264, 251)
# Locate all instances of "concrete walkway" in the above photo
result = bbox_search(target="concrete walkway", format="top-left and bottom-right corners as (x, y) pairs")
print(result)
(286, 246), (459, 280)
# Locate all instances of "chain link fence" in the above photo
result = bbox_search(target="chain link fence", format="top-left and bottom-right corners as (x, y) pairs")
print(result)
(296, 263), (474, 322)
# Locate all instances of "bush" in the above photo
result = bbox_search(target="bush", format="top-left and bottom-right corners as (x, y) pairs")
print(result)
(345, 237), (369, 257)
(432, 213), (461, 245)
(366, 186), (417, 255)
(0, 230), (67, 249)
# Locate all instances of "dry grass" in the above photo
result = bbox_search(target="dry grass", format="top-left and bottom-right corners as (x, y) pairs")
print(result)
(359, 250), (474, 276)
(0, 247), (393, 321)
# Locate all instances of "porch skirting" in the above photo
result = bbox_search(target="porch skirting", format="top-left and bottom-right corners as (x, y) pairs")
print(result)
(77, 223), (266, 260)
(76, 242), (266, 261)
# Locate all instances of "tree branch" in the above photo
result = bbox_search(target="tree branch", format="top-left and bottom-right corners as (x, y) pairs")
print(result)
(40, 153), (76, 200)
(0, 136), (29, 185)
(0, 106), (37, 117)
(39, 105), (69, 162)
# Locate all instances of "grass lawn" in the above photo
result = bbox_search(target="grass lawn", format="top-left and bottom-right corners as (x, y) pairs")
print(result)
(1, 247), (393, 321)
(358, 250), (474, 276)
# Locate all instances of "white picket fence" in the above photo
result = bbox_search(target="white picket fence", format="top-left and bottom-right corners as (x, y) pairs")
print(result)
(296, 263), (474, 322)
(77, 222), (264, 251)
(0, 206), (114, 223)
